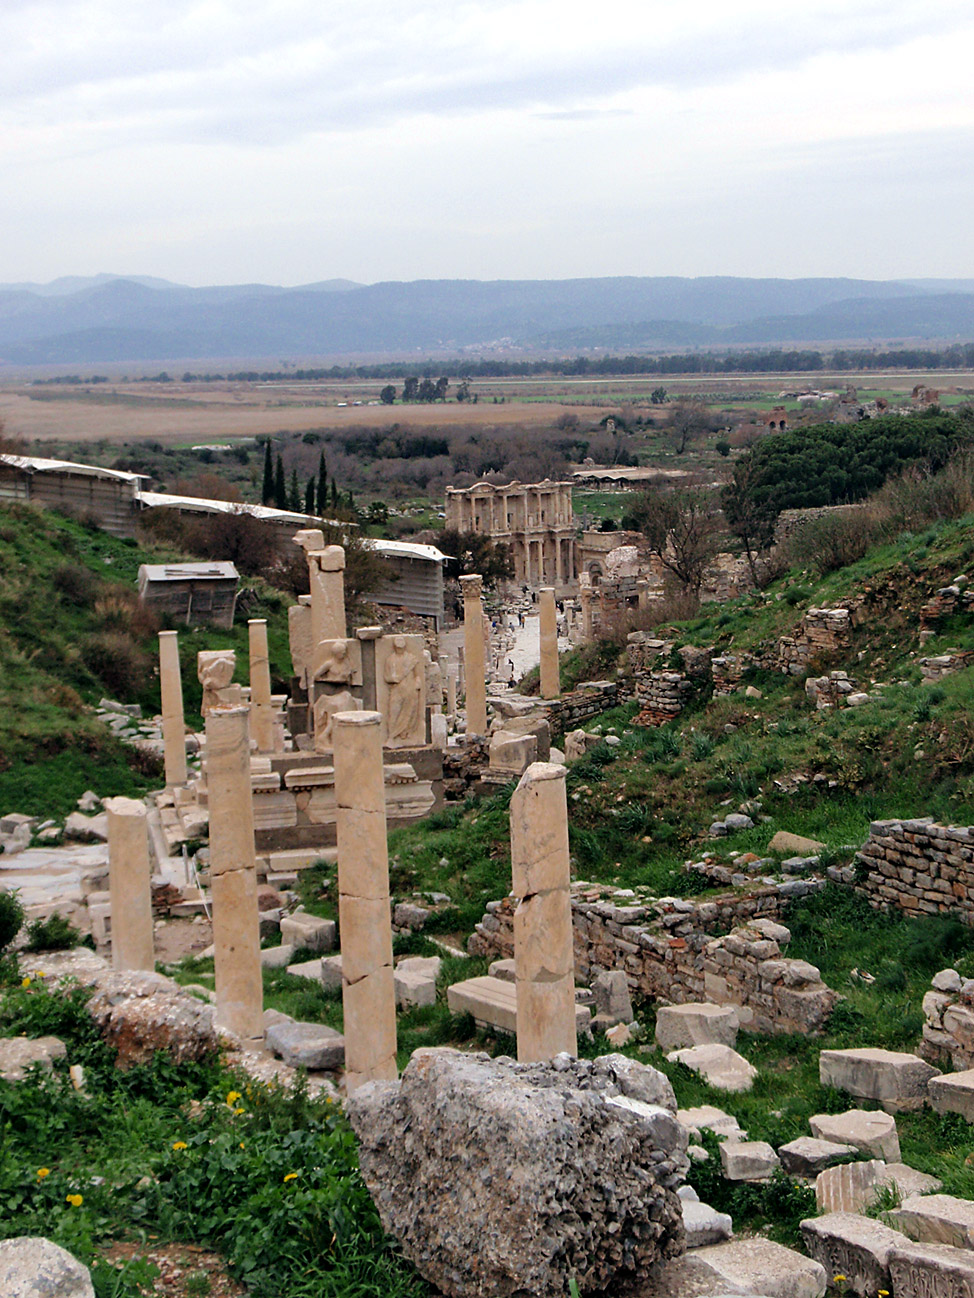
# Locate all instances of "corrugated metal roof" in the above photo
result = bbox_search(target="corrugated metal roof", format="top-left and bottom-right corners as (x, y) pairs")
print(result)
(137, 490), (338, 527)
(139, 562), (239, 582)
(0, 454), (147, 485)
(369, 539), (447, 564)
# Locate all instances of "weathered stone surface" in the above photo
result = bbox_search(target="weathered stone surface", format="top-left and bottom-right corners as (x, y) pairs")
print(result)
(320, 954), (343, 991)
(890, 1193), (974, 1250)
(677, 1105), (746, 1141)
(346, 1048), (687, 1298)
(928, 1068), (974, 1122)
(667, 1044), (758, 1092)
(63, 812), (109, 842)
(279, 912), (336, 953)
(816, 1159), (941, 1214)
(259, 943), (296, 968)
(777, 1137), (856, 1176)
(0, 1036), (67, 1082)
(768, 831), (825, 856)
(800, 1213), (911, 1297)
(592, 970), (634, 1025)
(86, 970), (218, 1068)
(0, 1236), (94, 1297)
(682, 1198), (734, 1248)
(656, 1003), (739, 1051)
(809, 1109), (901, 1161)
(394, 956), (441, 1009)
(265, 1020), (345, 1070)
(720, 1141), (780, 1181)
(819, 1048), (940, 1112)
(889, 1241), (974, 1298)
(682, 1237), (826, 1298)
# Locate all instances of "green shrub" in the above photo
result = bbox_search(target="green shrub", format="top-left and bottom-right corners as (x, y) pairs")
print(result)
(26, 913), (81, 952)
(0, 892), (25, 953)
(81, 631), (151, 698)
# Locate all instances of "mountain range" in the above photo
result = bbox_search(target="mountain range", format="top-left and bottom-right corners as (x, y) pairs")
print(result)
(2, 274), (974, 366)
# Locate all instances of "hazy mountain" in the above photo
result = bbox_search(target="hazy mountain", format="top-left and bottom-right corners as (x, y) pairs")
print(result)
(1, 275), (972, 365)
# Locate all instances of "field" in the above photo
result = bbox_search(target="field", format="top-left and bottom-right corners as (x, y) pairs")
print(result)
(3, 368), (973, 449)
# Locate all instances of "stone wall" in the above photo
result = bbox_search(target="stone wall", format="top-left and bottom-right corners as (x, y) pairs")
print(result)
(469, 883), (837, 1034)
(775, 607), (856, 675)
(918, 969), (974, 1070)
(773, 504), (869, 548)
(542, 682), (622, 733)
(853, 818), (974, 922)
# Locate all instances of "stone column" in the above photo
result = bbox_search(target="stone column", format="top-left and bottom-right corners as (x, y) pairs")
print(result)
(538, 587), (560, 699)
(158, 631), (187, 787)
(446, 664), (458, 721)
(104, 797), (154, 972)
(356, 626), (384, 711)
(333, 711), (398, 1092)
(580, 584), (594, 642)
(308, 545), (347, 645)
(461, 574), (487, 736)
(248, 619), (274, 753)
(511, 762), (576, 1062)
(206, 706), (263, 1043)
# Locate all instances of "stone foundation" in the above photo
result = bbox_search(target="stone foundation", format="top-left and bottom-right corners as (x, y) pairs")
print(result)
(853, 818), (974, 922)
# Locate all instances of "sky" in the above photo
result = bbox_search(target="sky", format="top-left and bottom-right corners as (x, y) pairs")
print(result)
(3, 0), (974, 286)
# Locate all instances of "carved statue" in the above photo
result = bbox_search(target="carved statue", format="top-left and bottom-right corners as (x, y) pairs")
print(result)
(313, 637), (360, 685)
(313, 689), (361, 752)
(197, 650), (237, 716)
(383, 635), (423, 744)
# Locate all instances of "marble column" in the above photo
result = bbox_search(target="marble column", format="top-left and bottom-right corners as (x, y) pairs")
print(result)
(446, 664), (458, 721)
(538, 587), (560, 700)
(158, 631), (187, 787)
(248, 619), (274, 753)
(510, 762), (577, 1063)
(461, 574), (487, 736)
(580, 584), (594, 642)
(333, 711), (398, 1092)
(308, 545), (347, 645)
(206, 706), (263, 1042)
(104, 797), (155, 972)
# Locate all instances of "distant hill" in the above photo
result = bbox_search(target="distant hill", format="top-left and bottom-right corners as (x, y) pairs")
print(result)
(2, 274), (974, 365)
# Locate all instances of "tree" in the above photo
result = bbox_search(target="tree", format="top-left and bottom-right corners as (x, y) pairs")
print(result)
(434, 376), (449, 402)
(316, 452), (328, 514)
(435, 529), (515, 587)
(651, 386), (668, 405)
(380, 384), (396, 405)
(417, 378), (437, 403)
(304, 476), (316, 515)
(624, 488), (720, 597)
(402, 377), (419, 402)
(669, 398), (713, 455)
(456, 379), (471, 402)
(274, 455), (286, 509)
(722, 455), (777, 588)
(288, 469), (300, 512)
(261, 439), (274, 504)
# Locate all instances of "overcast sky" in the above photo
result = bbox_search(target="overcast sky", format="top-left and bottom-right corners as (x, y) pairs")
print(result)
(3, 0), (974, 286)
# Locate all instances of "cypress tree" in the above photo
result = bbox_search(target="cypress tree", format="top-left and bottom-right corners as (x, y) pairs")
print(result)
(288, 469), (300, 512)
(330, 479), (339, 507)
(261, 439), (273, 504)
(304, 476), (316, 515)
(316, 452), (328, 514)
(274, 455), (286, 509)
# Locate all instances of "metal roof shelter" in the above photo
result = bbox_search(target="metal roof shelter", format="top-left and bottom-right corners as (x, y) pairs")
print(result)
(367, 539), (447, 627)
(137, 561), (240, 629)
(0, 454), (147, 537)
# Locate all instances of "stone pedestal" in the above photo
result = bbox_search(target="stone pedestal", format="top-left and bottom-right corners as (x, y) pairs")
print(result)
(104, 796), (155, 971)
(248, 619), (275, 753)
(158, 631), (187, 787)
(461, 574), (487, 736)
(510, 762), (577, 1062)
(538, 587), (560, 700)
(206, 706), (263, 1042)
(333, 711), (398, 1091)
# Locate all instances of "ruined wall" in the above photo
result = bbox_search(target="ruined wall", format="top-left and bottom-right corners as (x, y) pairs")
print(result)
(773, 504), (870, 548)
(853, 818), (974, 922)
(542, 683), (622, 733)
(775, 607), (856, 675)
(469, 883), (837, 1034)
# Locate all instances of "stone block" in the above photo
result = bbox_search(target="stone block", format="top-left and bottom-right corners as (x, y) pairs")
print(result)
(0, 1035), (67, 1082)
(446, 975), (591, 1037)
(889, 1242), (974, 1298)
(800, 1212), (911, 1297)
(286, 957), (322, 981)
(682, 1197), (734, 1248)
(816, 1159), (941, 1214)
(683, 1237), (827, 1298)
(768, 831), (826, 855)
(592, 970), (633, 1024)
(928, 1068), (974, 1121)
(259, 943), (296, 968)
(778, 1137), (857, 1176)
(655, 1002), (739, 1051)
(320, 954), (343, 991)
(677, 1105), (747, 1141)
(666, 1043), (758, 1092)
(890, 1194), (974, 1250)
(819, 1047), (940, 1112)
(809, 1109), (901, 1161)
(279, 911), (336, 953)
(394, 956), (441, 1009)
(265, 1020), (345, 1070)
(0, 1237), (95, 1298)
(719, 1140), (780, 1181)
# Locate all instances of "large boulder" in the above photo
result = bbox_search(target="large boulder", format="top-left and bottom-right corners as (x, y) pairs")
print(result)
(346, 1048), (687, 1298)
(0, 1237), (94, 1297)
(86, 971), (218, 1068)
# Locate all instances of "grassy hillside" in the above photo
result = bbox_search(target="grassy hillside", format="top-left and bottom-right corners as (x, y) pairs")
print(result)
(0, 502), (293, 818)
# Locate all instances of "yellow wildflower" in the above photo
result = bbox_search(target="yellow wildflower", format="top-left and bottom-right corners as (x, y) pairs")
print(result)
(233, 1107), (245, 1116)
(283, 1172), (298, 1183)
(172, 1141), (188, 1151)
(20, 978), (30, 990)
(225, 1090), (241, 1106)
(36, 1167), (51, 1179)
(65, 1194), (83, 1207)
(239, 1143), (245, 1150)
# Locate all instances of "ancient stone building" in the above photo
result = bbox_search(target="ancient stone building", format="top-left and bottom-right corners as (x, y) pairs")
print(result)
(445, 480), (576, 591)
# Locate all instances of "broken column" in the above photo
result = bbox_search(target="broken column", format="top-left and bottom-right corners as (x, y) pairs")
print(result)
(579, 580), (594, 643)
(309, 545), (347, 645)
(248, 619), (275, 753)
(333, 710), (398, 1091)
(446, 663), (458, 721)
(461, 574), (488, 736)
(206, 705), (263, 1043)
(104, 797), (154, 972)
(158, 630), (187, 787)
(538, 587), (560, 700)
(510, 762), (577, 1062)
